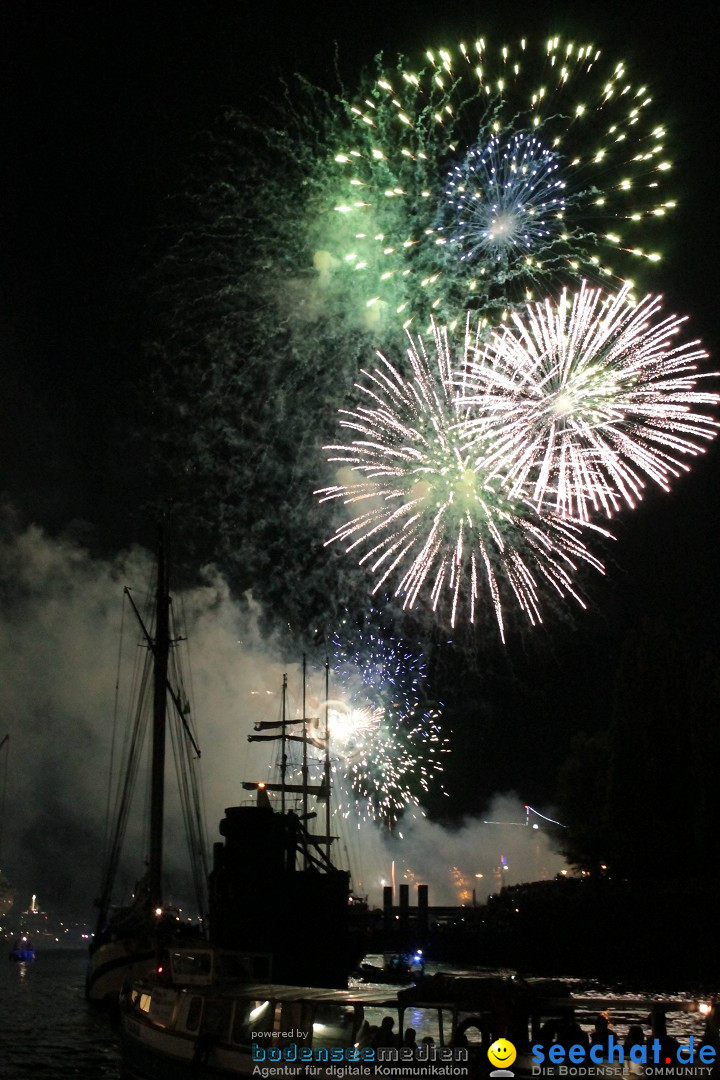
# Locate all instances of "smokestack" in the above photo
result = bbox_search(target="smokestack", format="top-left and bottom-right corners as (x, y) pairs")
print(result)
(399, 883), (409, 933)
(417, 884), (428, 936)
(383, 885), (393, 933)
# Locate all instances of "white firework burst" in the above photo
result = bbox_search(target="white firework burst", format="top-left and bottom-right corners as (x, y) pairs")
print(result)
(317, 323), (608, 639)
(461, 283), (718, 519)
(327, 698), (447, 826)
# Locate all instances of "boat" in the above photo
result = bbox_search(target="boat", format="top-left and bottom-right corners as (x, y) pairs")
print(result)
(120, 943), (717, 1079)
(356, 949), (426, 985)
(8, 934), (35, 962)
(15, 893), (64, 950)
(119, 944), (451, 1079)
(86, 540), (208, 1002)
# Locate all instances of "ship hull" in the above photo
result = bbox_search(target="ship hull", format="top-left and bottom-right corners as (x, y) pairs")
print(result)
(87, 938), (157, 1002)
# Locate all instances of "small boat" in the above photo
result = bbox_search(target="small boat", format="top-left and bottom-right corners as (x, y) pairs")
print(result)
(356, 950), (426, 985)
(8, 934), (35, 962)
(86, 539), (208, 1002)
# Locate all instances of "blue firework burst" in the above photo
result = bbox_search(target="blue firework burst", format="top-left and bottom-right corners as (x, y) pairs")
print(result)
(441, 133), (566, 272)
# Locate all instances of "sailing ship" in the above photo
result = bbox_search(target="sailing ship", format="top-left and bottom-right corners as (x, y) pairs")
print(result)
(86, 541), (208, 1002)
(119, 662), (373, 1074)
(207, 659), (365, 989)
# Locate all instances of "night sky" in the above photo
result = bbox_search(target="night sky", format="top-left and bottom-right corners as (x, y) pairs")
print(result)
(0, 1), (718, 917)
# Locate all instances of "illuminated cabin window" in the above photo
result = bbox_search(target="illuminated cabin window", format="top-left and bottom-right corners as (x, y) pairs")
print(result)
(139, 994), (152, 1014)
(233, 1000), (271, 1046)
(312, 1004), (357, 1049)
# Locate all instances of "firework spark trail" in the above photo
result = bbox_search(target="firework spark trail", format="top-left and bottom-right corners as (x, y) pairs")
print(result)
(325, 36), (673, 328)
(318, 324), (610, 638)
(460, 283), (719, 520)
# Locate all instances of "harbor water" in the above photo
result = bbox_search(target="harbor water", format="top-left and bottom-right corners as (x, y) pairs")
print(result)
(0, 950), (120, 1078)
(0, 950), (711, 1078)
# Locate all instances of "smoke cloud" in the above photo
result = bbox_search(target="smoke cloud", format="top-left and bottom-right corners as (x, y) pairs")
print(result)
(0, 523), (567, 921)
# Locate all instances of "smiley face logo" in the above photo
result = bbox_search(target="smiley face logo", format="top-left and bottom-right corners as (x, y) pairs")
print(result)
(488, 1038), (517, 1069)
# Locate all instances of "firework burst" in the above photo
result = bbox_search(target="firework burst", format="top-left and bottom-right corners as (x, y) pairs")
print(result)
(318, 324), (609, 638)
(323, 36), (673, 329)
(332, 608), (426, 695)
(461, 283), (719, 520)
(329, 615), (447, 825)
(439, 132), (566, 269)
(327, 696), (448, 826)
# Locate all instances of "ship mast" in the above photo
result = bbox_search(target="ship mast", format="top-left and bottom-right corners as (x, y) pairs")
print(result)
(148, 539), (170, 912)
(302, 655), (308, 869)
(324, 658), (331, 865)
(245, 662), (335, 870)
(280, 674), (287, 816)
